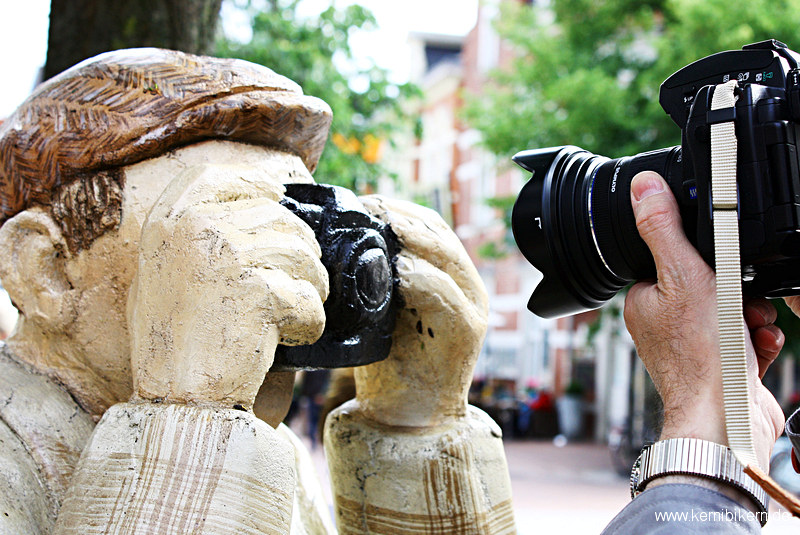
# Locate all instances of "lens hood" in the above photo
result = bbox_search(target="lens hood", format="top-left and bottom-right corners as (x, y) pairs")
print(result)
(512, 146), (626, 318)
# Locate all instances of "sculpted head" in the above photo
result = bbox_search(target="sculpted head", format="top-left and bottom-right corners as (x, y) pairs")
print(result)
(0, 49), (331, 418)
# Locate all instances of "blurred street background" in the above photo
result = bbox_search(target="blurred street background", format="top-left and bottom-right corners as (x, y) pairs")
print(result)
(2, 0), (800, 532)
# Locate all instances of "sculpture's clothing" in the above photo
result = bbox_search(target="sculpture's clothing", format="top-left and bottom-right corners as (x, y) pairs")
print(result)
(325, 401), (517, 534)
(0, 346), (95, 534)
(0, 345), (333, 535)
(54, 402), (297, 534)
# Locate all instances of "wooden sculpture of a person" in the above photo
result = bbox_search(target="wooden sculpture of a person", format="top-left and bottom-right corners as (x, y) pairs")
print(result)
(0, 48), (514, 534)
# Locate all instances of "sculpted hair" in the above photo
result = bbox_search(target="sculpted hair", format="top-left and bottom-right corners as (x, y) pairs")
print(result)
(50, 170), (125, 254)
(0, 48), (332, 252)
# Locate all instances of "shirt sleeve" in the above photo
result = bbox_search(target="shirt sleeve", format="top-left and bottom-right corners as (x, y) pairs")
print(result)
(600, 484), (761, 534)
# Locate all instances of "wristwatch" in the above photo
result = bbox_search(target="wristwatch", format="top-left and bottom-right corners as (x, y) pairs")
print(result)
(630, 438), (768, 519)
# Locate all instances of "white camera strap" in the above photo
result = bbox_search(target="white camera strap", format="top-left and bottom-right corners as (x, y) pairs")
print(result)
(710, 80), (800, 517)
(710, 80), (758, 468)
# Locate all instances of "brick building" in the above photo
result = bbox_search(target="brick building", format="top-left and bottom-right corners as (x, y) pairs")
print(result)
(380, 1), (640, 441)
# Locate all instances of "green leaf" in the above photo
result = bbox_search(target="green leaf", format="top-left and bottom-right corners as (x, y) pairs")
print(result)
(216, 0), (420, 191)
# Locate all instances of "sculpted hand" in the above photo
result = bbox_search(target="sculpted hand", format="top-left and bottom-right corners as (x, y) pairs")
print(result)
(128, 164), (328, 409)
(354, 196), (488, 427)
(623, 171), (784, 471)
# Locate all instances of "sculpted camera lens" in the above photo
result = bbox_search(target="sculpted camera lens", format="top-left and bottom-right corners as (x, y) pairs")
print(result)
(356, 248), (392, 310)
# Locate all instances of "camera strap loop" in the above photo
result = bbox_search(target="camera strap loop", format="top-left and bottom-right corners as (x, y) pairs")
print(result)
(711, 80), (800, 518)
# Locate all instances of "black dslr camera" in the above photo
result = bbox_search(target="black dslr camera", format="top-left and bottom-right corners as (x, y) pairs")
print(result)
(272, 184), (399, 370)
(512, 39), (800, 318)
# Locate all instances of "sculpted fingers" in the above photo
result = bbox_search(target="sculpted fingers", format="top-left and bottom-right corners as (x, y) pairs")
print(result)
(359, 194), (488, 318)
(146, 164), (285, 224)
(394, 254), (487, 344)
(250, 268), (326, 346)
(351, 197), (489, 426)
(202, 199), (329, 301)
(131, 163), (328, 405)
(170, 199), (328, 345)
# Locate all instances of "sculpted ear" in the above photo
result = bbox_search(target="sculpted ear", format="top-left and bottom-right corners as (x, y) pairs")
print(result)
(0, 208), (73, 328)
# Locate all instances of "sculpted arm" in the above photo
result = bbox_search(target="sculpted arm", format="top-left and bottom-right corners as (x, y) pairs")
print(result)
(53, 163), (329, 534)
(324, 197), (516, 534)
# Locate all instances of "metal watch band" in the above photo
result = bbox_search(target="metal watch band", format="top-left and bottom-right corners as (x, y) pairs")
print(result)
(630, 438), (768, 520)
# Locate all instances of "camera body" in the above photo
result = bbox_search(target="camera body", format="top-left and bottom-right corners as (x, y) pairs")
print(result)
(272, 184), (399, 370)
(671, 39), (800, 288)
(512, 40), (800, 318)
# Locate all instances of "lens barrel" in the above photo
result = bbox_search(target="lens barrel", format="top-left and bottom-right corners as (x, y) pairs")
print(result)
(512, 146), (682, 318)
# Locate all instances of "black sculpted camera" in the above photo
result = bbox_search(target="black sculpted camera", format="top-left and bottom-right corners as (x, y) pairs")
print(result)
(512, 39), (800, 318)
(272, 184), (399, 370)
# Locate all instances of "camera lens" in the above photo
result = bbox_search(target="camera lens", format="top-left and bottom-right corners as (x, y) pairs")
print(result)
(512, 145), (682, 318)
(356, 248), (392, 309)
(331, 228), (395, 331)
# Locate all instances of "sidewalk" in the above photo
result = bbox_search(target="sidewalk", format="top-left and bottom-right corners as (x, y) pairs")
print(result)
(504, 439), (628, 533)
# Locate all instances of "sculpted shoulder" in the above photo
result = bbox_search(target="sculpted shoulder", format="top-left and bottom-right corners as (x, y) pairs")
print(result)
(0, 347), (95, 505)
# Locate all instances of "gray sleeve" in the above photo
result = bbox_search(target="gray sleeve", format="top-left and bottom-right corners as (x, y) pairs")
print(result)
(600, 484), (761, 534)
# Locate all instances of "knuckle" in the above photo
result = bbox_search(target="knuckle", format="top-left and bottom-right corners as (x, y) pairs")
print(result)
(635, 203), (675, 239)
(273, 279), (326, 345)
(622, 298), (640, 329)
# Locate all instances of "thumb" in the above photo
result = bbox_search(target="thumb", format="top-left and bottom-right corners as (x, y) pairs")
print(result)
(630, 171), (706, 285)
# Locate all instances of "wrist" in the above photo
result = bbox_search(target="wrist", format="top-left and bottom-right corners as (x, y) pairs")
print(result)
(353, 367), (469, 428)
(660, 395), (727, 446)
(356, 397), (465, 428)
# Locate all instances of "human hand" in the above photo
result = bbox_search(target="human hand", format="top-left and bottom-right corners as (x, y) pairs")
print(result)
(128, 164), (328, 409)
(782, 294), (800, 319)
(623, 171), (784, 471)
(353, 196), (489, 427)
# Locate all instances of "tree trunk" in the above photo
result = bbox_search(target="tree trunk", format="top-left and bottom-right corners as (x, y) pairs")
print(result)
(44, 0), (223, 80)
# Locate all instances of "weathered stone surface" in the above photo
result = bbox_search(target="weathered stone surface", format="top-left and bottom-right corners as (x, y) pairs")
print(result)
(54, 403), (296, 534)
(325, 403), (515, 534)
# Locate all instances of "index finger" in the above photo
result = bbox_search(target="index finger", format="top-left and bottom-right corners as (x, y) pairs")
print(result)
(148, 164), (286, 225)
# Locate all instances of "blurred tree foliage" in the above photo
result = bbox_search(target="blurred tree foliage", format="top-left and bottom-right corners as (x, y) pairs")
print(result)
(465, 0), (800, 346)
(217, 0), (419, 191)
(464, 0), (800, 160)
